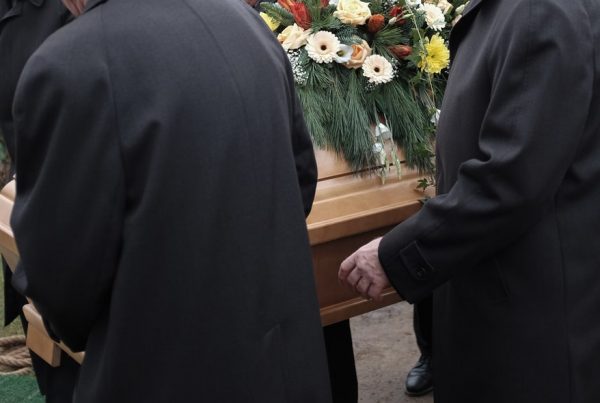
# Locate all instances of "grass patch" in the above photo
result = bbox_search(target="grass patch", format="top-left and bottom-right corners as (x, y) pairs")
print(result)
(1, 262), (42, 403)
(0, 376), (43, 402)
(1, 261), (25, 338)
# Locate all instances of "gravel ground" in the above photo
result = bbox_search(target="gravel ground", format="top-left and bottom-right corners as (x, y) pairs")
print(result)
(352, 301), (433, 403)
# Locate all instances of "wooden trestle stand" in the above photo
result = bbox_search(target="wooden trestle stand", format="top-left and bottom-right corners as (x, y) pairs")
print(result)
(0, 149), (430, 366)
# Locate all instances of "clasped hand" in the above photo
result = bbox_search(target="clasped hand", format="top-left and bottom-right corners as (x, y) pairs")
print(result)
(338, 237), (391, 302)
(62, 0), (87, 16)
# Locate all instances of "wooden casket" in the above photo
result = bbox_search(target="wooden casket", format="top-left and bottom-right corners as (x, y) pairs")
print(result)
(309, 149), (430, 325)
(0, 149), (430, 365)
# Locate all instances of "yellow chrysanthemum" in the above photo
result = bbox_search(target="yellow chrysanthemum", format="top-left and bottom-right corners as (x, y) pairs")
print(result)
(260, 12), (280, 31)
(418, 34), (450, 74)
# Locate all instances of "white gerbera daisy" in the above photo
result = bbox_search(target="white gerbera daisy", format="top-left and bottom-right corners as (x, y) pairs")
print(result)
(419, 4), (446, 31)
(306, 31), (341, 64)
(362, 55), (394, 84)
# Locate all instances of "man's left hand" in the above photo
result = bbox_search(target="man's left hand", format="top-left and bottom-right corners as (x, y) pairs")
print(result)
(62, 0), (86, 16)
(338, 237), (391, 301)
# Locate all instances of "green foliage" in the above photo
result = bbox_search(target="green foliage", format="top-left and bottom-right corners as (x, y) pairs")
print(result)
(373, 79), (435, 172)
(0, 261), (24, 337)
(260, 3), (295, 26)
(297, 61), (336, 146)
(0, 133), (11, 186)
(330, 70), (375, 170)
(369, 0), (385, 15)
(335, 25), (361, 44)
(309, 12), (344, 31)
(0, 136), (7, 162)
(259, 0), (458, 174)
(371, 26), (406, 55)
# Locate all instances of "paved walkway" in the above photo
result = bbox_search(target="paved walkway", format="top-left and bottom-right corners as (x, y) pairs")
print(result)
(352, 302), (433, 403)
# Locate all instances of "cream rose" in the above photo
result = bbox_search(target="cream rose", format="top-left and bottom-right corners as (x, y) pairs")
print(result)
(436, 0), (453, 14)
(334, 0), (372, 26)
(277, 24), (310, 51)
(344, 40), (372, 69)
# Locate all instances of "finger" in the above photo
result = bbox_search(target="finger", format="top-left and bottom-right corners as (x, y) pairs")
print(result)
(76, 0), (86, 13)
(355, 277), (371, 298)
(344, 270), (361, 290)
(338, 253), (357, 282)
(368, 283), (384, 302)
(62, 1), (79, 16)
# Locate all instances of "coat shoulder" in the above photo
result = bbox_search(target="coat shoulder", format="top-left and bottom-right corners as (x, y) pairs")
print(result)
(17, 9), (108, 103)
(23, 7), (105, 77)
(495, 0), (590, 24)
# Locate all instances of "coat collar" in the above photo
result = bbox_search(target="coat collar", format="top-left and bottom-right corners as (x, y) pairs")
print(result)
(448, 0), (486, 60)
(82, 0), (108, 14)
(459, 0), (484, 21)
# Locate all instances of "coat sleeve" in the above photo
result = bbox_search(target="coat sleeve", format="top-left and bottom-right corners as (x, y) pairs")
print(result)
(378, 1), (594, 303)
(288, 65), (317, 217)
(11, 33), (125, 351)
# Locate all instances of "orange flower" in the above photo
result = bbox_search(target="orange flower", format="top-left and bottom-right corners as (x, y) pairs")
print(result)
(367, 14), (385, 33)
(277, 0), (295, 12)
(344, 40), (372, 69)
(291, 3), (312, 29)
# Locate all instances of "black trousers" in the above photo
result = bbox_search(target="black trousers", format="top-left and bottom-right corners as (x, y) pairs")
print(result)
(19, 313), (79, 403)
(4, 258), (79, 402)
(413, 296), (433, 356)
(323, 320), (358, 403)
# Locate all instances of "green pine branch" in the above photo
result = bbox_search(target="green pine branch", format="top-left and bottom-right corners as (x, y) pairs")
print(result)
(260, 3), (294, 26)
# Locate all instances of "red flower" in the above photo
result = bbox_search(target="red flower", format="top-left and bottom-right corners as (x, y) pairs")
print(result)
(291, 3), (312, 29)
(389, 5), (406, 24)
(277, 0), (295, 12)
(367, 14), (385, 33)
(321, 0), (329, 7)
(389, 5), (403, 17)
(389, 44), (412, 59)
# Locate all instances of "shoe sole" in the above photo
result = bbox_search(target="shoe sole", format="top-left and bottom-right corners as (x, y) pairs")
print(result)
(404, 386), (434, 397)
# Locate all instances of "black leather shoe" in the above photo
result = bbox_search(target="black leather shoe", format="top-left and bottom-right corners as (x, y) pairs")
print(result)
(405, 355), (433, 396)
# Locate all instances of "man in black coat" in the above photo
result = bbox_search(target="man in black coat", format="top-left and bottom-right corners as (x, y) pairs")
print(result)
(340, 0), (600, 402)
(11, 0), (332, 401)
(0, 1), (79, 401)
(244, 1), (358, 401)
(0, 0), (70, 160)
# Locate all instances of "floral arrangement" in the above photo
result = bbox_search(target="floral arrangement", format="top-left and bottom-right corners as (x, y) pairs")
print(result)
(259, 0), (468, 177)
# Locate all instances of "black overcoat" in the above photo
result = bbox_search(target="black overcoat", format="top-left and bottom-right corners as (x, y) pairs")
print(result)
(10, 0), (331, 402)
(379, 0), (600, 402)
(0, 0), (69, 326)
